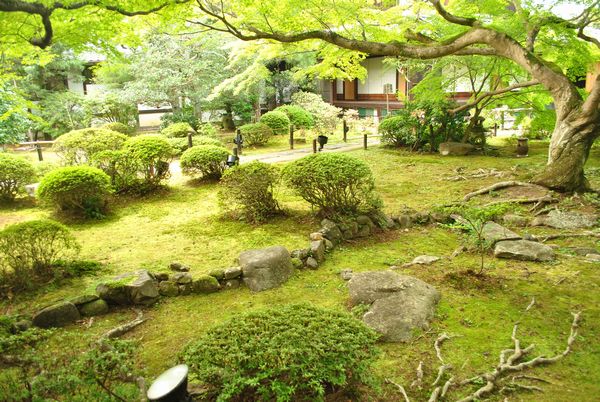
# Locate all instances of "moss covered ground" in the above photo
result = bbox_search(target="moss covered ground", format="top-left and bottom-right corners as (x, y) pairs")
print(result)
(1, 139), (599, 401)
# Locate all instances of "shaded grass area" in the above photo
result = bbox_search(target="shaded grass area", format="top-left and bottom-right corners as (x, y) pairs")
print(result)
(1, 140), (599, 401)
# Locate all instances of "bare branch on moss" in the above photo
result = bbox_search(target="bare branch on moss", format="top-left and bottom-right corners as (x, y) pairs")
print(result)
(99, 309), (145, 341)
(463, 181), (536, 201)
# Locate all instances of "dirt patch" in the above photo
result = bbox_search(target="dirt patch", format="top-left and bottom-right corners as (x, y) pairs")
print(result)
(444, 269), (504, 291)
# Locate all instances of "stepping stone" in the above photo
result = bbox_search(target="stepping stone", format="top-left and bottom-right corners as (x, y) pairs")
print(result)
(494, 240), (555, 262)
(482, 222), (521, 244)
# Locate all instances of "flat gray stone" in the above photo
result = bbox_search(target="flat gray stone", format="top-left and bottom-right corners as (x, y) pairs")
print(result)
(534, 210), (597, 229)
(96, 270), (159, 306)
(305, 257), (318, 270)
(482, 222), (521, 244)
(33, 302), (80, 328)
(310, 240), (325, 263)
(411, 255), (440, 265)
(69, 294), (99, 306)
(171, 272), (193, 284)
(239, 246), (294, 292)
(494, 240), (555, 262)
(223, 266), (242, 280)
(159, 280), (179, 297)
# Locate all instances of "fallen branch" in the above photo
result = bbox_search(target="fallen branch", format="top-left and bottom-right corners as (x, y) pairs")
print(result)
(525, 297), (536, 312)
(463, 181), (535, 201)
(484, 195), (557, 208)
(99, 309), (146, 341)
(410, 361), (424, 389)
(532, 232), (600, 242)
(385, 378), (411, 402)
(434, 333), (450, 363)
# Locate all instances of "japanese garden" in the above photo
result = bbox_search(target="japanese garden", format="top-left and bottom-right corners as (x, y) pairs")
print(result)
(0, 0), (599, 401)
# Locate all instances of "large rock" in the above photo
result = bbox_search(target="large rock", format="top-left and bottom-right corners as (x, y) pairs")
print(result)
(310, 240), (325, 263)
(348, 271), (440, 342)
(96, 270), (159, 306)
(494, 240), (555, 262)
(192, 275), (221, 294)
(239, 246), (294, 292)
(69, 294), (99, 307)
(159, 280), (180, 297)
(482, 222), (521, 244)
(32, 302), (80, 328)
(532, 210), (597, 229)
(320, 219), (343, 244)
(171, 272), (193, 284)
(439, 142), (475, 156)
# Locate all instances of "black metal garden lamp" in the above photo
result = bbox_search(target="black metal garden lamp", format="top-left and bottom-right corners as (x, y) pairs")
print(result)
(317, 134), (328, 151)
(226, 153), (239, 167)
(147, 364), (190, 402)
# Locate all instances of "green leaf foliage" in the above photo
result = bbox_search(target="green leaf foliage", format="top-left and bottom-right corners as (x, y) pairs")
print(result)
(282, 153), (382, 218)
(0, 219), (80, 293)
(180, 145), (229, 180)
(0, 153), (36, 202)
(259, 110), (290, 136)
(181, 304), (380, 401)
(100, 122), (135, 136)
(121, 134), (173, 189)
(167, 136), (223, 156)
(239, 122), (274, 146)
(37, 166), (112, 218)
(52, 128), (128, 165)
(274, 105), (314, 129)
(161, 122), (194, 138)
(218, 161), (280, 223)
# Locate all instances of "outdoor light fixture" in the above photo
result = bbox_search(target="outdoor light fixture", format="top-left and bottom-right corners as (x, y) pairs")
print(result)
(317, 135), (328, 151)
(233, 132), (243, 146)
(147, 364), (190, 402)
(226, 154), (239, 167)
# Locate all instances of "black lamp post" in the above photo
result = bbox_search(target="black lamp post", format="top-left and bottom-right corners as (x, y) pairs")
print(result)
(147, 364), (190, 402)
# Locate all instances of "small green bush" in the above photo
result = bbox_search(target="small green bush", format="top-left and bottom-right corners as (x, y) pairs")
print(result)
(34, 161), (59, 179)
(291, 91), (341, 133)
(90, 150), (139, 193)
(274, 105), (314, 129)
(0, 219), (80, 292)
(52, 128), (128, 165)
(37, 166), (112, 217)
(180, 145), (229, 180)
(197, 123), (218, 138)
(160, 106), (199, 131)
(167, 136), (222, 156)
(260, 111), (290, 136)
(218, 161), (280, 223)
(282, 153), (382, 218)
(378, 112), (418, 148)
(181, 304), (379, 401)
(161, 122), (194, 138)
(239, 123), (273, 147)
(0, 153), (36, 202)
(100, 122), (135, 136)
(122, 135), (173, 189)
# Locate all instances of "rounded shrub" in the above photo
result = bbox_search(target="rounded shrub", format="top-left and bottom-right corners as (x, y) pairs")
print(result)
(0, 153), (36, 202)
(52, 128), (128, 165)
(161, 122), (194, 138)
(259, 110), (290, 136)
(274, 105), (314, 129)
(282, 153), (382, 218)
(378, 112), (419, 148)
(0, 219), (80, 291)
(37, 166), (112, 217)
(239, 123), (273, 147)
(167, 136), (222, 156)
(122, 135), (173, 188)
(181, 304), (379, 401)
(180, 145), (229, 180)
(197, 123), (218, 138)
(100, 122), (135, 136)
(218, 161), (280, 223)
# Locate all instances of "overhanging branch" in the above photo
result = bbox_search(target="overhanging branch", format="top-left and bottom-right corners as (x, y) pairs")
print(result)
(451, 79), (540, 113)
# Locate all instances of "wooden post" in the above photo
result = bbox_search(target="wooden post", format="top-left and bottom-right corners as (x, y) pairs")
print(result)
(36, 143), (43, 161)
(232, 147), (238, 158)
(289, 125), (294, 150)
(342, 119), (348, 142)
(363, 134), (368, 150)
(312, 139), (317, 153)
(236, 128), (243, 155)
(187, 132), (193, 149)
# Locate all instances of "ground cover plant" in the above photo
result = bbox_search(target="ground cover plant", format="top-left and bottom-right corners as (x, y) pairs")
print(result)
(0, 139), (598, 401)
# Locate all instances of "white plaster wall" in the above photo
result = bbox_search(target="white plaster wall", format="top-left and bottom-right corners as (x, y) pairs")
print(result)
(336, 79), (343, 93)
(358, 58), (397, 94)
(67, 79), (84, 96)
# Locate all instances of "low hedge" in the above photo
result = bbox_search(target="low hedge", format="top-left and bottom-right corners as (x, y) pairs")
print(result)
(239, 123), (273, 147)
(260, 111), (290, 136)
(180, 145), (229, 180)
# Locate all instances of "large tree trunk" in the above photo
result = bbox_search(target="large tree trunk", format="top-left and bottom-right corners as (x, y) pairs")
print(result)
(533, 109), (599, 192)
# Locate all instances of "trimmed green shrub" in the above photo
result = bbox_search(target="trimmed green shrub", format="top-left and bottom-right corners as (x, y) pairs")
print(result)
(239, 123), (273, 147)
(378, 112), (418, 148)
(180, 145), (229, 180)
(161, 122), (194, 138)
(0, 219), (80, 291)
(282, 153), (382, 218)
(218, 161), (280, 223)
(100, 122), (135, 136)
(167, 136), (222, 157)
(90, 150), (139, 194)
(291, 91), (341, 133)
(122, 135), (173, 189)
(38, 166), (112, 217)
(0, 153), (36, 202)
(260, 111), (290, 136)
(52, 128), (128, 165)
(197, 123), (218, 138)
(160, 106), (199, 131)
(181, 304), (379, 401)
(274, 105), (314, 129)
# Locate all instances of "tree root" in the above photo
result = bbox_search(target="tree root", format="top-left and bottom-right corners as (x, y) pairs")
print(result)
(532, 232), (600, 242)
(483, 194), (558, 208)
(463, 181), (537, 201)
(99, 309), (146, 341)
(446, 168), (509, 182)
(386, 307), (582, 402)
